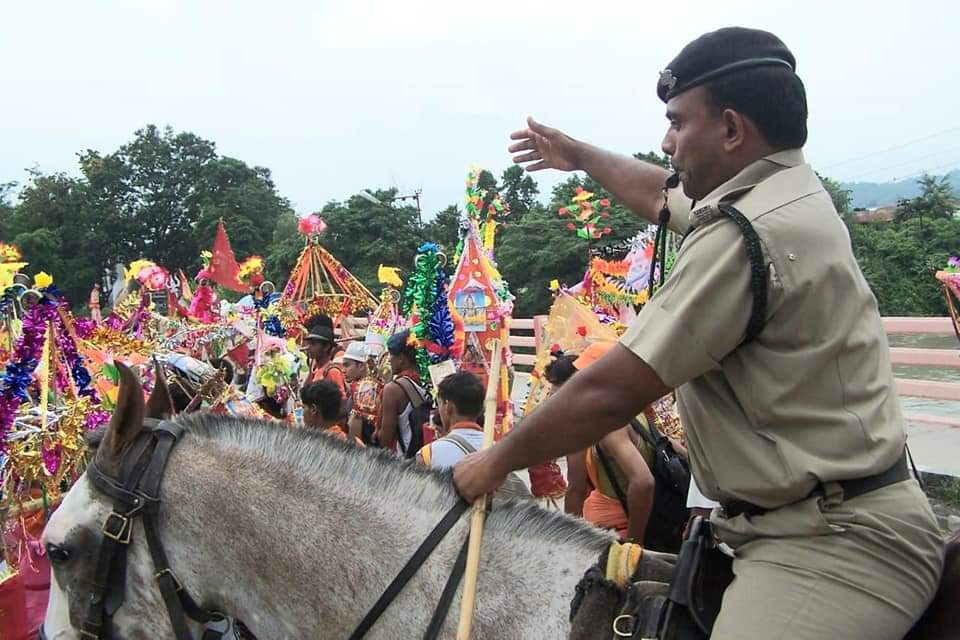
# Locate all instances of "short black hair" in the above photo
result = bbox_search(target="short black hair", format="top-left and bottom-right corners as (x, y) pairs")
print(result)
(307, 314), (334, 330)
(702, 66), (808, 150)
(544, 354), (577, 385)
(437, 371), (484, 418)
(301, 380), (342, 421)
(387, 329), (418, 362)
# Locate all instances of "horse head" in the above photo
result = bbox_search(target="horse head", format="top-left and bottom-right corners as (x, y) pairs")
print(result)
(41, 361), (179, 639)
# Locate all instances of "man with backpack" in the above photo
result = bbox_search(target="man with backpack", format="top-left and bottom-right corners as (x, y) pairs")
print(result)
(376, 330), (431, 457)
(418, 371), (533, 501)
(547, 343), (688, 549)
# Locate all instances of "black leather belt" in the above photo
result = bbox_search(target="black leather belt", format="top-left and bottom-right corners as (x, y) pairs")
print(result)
(722, 452), (910, 519)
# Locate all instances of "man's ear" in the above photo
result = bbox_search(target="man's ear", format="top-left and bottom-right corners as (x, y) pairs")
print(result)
(721, 108), (747, 153)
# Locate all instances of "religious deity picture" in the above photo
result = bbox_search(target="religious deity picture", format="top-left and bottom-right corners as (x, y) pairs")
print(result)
(455, 288), (487, 332)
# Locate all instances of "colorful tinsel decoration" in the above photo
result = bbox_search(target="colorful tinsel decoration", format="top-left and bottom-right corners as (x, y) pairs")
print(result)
(559, 187), (613, 240)
(0, 298), (58, 453)
(401, 243), (457, 385)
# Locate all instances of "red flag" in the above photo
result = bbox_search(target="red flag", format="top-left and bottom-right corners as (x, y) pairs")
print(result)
(208, 220), (246, 293)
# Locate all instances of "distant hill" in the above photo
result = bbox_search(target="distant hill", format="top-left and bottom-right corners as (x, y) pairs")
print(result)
(842, 169), (960, 210)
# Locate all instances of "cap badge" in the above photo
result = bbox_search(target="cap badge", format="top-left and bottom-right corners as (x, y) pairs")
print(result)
(659, 69), (677, 90)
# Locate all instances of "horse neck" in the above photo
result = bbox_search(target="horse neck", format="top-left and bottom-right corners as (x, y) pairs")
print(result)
(157, 434), (607, 638)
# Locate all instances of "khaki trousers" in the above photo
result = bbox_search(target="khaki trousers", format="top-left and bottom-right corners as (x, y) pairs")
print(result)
(710, 479), (944, 640)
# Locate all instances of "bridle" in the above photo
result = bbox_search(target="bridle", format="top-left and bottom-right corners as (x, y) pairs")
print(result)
(50, 415), (471, 640)
(73, 418), (227, 639)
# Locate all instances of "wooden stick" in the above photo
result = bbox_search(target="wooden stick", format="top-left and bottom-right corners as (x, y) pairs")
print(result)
(456, 339), (502, 640)
(1, 495), (63, 521)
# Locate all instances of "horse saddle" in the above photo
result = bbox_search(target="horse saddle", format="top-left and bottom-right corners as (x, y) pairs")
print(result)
(570, 516), (733, 639)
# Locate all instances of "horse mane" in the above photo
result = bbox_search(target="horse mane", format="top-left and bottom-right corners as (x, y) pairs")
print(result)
(173, 413), (610, 551)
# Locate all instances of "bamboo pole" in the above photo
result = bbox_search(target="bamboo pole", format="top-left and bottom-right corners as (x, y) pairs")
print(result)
(456, 338), (502, 640)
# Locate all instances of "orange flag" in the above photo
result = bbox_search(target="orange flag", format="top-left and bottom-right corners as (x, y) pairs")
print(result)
(209, 220), (246, 293)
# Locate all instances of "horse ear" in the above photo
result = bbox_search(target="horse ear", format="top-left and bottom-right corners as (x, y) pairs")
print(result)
(98, 362), (146, 460)
(146, 358), (175, 419)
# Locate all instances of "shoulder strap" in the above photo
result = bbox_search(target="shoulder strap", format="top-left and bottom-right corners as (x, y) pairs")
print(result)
(444, 432), (477, 455)
(717, 203), (768, 345)
(394, 376), (426, 408)
(630, 417), (665, 450)
(594, 444), (629, 515)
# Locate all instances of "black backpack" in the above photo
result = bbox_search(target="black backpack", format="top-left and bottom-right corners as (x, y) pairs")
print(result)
(630, 418), (690, 553)
(594, 419), (691, 553)
(394, 376), (432, 459)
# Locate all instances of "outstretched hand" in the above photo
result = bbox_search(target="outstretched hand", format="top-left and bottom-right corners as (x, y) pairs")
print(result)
(508, 117), (581, 172)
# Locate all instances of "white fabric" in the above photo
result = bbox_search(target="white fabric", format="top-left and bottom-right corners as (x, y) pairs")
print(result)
(687, 475), (721, 509)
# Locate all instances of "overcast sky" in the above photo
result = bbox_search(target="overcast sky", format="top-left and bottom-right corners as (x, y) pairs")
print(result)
(2, 0), (958, 219)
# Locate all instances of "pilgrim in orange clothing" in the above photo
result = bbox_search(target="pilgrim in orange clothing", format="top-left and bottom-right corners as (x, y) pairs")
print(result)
(548, 342), (655, 541)
(303, 323), (348, 401)
(301, 380), (364, 447)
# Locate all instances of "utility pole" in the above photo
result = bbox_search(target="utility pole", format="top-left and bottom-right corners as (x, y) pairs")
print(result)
(359, 188), (423, 228)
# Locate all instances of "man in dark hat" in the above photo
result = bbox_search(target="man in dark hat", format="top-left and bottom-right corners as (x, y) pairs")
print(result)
(304, 323), (347, 402)
(454, 27), (943, 639)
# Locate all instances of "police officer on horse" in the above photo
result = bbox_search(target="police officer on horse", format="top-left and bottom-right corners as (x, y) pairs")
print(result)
(454, 27), (944, 639)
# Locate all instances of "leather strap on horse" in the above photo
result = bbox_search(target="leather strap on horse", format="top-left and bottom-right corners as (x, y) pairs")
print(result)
(82, 419), (226, 640)
(349, 498), (470, 639)
(422, 534), (471, 640)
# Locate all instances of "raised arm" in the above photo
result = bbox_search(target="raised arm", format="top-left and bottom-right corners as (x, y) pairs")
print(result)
(508, 117), (672, 225)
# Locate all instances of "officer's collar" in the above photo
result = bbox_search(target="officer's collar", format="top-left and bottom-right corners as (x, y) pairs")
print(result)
(687, 148), (805, 228)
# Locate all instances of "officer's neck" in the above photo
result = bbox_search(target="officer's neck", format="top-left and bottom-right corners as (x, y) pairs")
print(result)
(708, 139), (780, 195)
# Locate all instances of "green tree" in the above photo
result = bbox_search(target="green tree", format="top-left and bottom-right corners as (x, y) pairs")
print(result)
(317, 189), (423, 290)
(6, 170), (102, 303)
(818, 173), (852, 215)
(422, 205), (461, 256)
(4, 126), (294, 304)
(499, 165), (539, 220)
(264, 212), (306, 287)
(193, 157), (293, 268)
(79, 125), (218, 270)
(849, 217), (960, 315)
(895, 175), (956, 222)
(633, 151), (672, 170)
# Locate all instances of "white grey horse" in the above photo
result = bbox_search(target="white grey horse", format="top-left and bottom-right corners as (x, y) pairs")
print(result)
(40, 365), (617, 639)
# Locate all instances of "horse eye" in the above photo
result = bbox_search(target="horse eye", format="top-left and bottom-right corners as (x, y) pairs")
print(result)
(46, 542), (71, 565)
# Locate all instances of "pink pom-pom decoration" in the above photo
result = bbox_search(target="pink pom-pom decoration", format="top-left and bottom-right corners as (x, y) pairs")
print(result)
(298, 214), (328, 236)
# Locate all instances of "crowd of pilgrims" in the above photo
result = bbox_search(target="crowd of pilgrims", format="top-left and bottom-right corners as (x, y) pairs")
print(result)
(200, 312), (693, 551)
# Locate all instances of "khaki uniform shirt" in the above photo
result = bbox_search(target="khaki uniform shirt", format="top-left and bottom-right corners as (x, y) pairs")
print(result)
(620, 149), (905, 509)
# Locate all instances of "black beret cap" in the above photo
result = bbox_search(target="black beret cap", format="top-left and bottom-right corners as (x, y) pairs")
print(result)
(657, 27), (796, 102)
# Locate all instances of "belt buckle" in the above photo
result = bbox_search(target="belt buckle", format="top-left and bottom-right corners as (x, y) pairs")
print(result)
(155, 568), (183, 591)
(101, 511), (132, 544)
